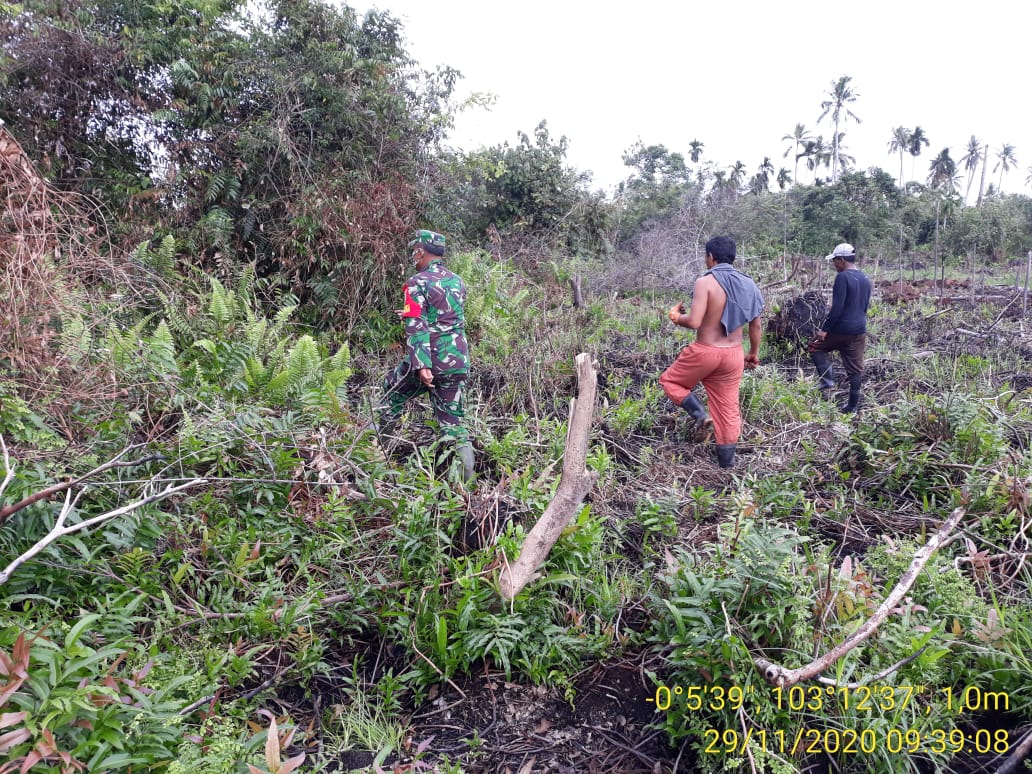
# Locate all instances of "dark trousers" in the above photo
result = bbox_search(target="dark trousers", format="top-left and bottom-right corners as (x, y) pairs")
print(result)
(380, 362), (468, 440)
(809, 332), (866, 376)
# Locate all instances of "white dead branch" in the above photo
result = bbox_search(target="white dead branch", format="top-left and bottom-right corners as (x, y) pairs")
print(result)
(498, 353), (598, 601)
(0, 435), (204, 585)
(754, 505), (967, 688)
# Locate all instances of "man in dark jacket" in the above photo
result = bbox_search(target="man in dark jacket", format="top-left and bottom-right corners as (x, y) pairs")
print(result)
(809, 242), (872, 413)
(377, 229), (474, 479)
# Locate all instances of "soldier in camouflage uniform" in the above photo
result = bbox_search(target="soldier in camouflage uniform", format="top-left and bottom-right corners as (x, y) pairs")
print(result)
(377, 229), (475, 479)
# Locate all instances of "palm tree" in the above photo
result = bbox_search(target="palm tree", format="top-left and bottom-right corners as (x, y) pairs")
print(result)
(907, 126), (929, 181)
(1025, 165), (1032, 188)
(688, 139), (704, 164)
(776, 167), (792, 191)
(729, 160), (747, 193)
(834, 133), (856, 172)
(752, 156), (774, 194)
(817, 75), (861, 182)
(927, 148), (957, 192)
(993, 143), (1018, 192)
(887, 126), (912, 188)
(802, 136), (829, 183)
(959, 136), (982, 203)
(781, 124), (813, 184)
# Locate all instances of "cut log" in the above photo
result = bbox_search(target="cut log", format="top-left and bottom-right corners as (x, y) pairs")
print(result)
(498, 353), (598, 600)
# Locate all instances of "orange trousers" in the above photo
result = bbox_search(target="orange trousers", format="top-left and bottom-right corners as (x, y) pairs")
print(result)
(659, 342), (745, 445)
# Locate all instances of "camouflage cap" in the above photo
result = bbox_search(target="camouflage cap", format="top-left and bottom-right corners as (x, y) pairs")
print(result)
(408, 229), (446, 256)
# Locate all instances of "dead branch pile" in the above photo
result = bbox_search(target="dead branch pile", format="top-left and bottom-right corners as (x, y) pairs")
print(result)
(765, 290), (826, 348)
(0, 127), (128, 426)
(1, 126), (65, 375)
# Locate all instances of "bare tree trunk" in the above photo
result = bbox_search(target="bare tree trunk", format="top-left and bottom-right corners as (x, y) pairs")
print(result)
(976, 143), (989, 207)
(1024, 250), (1031, 317)
(498, 353), (598, 600)
(755, 506), (966, 688)
(569, 274), (583, 309)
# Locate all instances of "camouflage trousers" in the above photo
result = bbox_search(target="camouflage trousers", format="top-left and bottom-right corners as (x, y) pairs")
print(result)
(379, 362), (468, 441)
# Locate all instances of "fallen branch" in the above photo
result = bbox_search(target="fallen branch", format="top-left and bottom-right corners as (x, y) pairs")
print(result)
(0, 478), (204, 585)
(0, 435), (164, 524)
(498, 353), (598, 600)
(996, 724), (1032, 774)
(755, 506), (967, 688)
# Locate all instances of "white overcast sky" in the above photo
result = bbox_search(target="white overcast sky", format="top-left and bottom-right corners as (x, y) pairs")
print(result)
(347, 0), (1030, 196)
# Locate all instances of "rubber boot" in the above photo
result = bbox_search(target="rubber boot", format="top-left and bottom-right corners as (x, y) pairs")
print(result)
(841, 374), (862, 414)
(455, 441), (475, 483)
(810, 351), (835, 393)
(680, 394), (710, 425)
(715, 444), (736, 469)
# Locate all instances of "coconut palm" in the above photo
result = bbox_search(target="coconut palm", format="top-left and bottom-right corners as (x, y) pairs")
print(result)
(817, 75), (861, 182)
(776, 167), (792, 191)
(729, 160), (747, 192)
(803, 136), (829, 182)
(887, 126), (912, 188)
(834, 133), (856, 173)
(781, 124), (813, 184)
(688, 139), (705, 164)
(993, 143), (1018, 192)
(927, 148), (958, 192)
(959, 136), (982, 202)
(1026, 165), (1032, 188)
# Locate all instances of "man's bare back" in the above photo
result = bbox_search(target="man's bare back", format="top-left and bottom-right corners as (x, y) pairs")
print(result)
(683, 274), (743, 347)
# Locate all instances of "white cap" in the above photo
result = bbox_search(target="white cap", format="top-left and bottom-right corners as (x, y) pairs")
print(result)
(825, 243), (856, 261)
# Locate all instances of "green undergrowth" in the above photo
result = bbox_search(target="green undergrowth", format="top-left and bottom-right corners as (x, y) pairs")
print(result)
(2, 254), (1031, 773)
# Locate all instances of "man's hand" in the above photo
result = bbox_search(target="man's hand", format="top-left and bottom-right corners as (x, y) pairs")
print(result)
(418, 368), (435, 388)
(745, 352), (759, 369)
(667, 303), (686, 324)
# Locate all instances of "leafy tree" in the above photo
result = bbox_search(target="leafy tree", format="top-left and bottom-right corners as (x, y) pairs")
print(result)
(888, 126), (912, 188)
(2, 0), (460, 331)
(817, 75), (861, 182)
(440, 121), (610, 260)
(614, 142), (692, 237)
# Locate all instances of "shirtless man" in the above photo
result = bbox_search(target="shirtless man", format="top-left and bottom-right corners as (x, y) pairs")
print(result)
(658, 236), (764, 468)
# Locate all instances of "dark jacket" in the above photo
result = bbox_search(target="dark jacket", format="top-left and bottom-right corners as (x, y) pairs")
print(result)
(823, 268), (871, 335)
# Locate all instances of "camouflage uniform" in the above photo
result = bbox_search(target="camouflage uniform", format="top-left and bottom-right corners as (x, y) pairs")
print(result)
(380, 258), (470, 440)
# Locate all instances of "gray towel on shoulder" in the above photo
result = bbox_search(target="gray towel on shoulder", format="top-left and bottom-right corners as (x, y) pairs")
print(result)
(706, 264), (764, 335)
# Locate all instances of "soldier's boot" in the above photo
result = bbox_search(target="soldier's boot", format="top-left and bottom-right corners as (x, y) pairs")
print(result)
(841, 374), (862, 414)
(810, 351), (835, 396)
(715, 444), (737, 469)
(455, 441), (476, 483)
